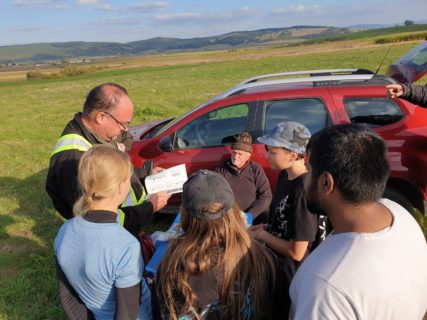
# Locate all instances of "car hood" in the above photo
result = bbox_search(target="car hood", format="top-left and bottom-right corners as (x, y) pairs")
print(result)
(129, 118), (173, 141)
(386, 41), (427, 83)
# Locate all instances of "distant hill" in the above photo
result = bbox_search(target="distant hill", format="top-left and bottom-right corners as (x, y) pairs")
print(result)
(2, 24), (426, 65)
(0, 26), (349, 64)
(347, 19), (427, 30)
(347, 23), (395, 31)
(300, 24), (427, 45)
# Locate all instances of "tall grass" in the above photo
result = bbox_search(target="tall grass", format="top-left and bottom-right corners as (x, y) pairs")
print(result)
(0, 42), (424, 318)
(26, 65), (108, 80)
(375, 32), (427, 44)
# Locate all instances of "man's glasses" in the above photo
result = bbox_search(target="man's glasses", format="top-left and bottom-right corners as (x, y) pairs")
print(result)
(105, 112), (131, 131)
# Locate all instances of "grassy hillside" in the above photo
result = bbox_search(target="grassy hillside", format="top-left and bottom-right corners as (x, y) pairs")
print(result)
(1, 24), (425, 65)
(0, 26), (349, 63)
(301, 24), (427, 44)
(0, 42), (425, 319)
(0, 41), (130, 64)
(1, 24), (424, 67)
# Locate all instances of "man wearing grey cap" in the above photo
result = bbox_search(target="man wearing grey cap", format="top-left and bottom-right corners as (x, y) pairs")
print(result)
(216, 132), (272, 225)
(250, 121), (326, 315)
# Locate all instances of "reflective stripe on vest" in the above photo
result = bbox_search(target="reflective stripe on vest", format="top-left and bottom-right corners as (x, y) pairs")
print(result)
(122, 187), (146, 207)
(51, 133), (145, 210)
(117, 209), (125, 226)
(51, 134), (93, 156)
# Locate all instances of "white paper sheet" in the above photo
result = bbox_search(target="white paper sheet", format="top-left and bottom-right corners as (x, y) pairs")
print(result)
(144, 164), (188, 195)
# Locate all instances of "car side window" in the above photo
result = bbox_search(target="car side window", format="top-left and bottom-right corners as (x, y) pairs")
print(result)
(263, 98), (328, 135)
(344, 98), (404, 128)
(174, 103), (249, 149)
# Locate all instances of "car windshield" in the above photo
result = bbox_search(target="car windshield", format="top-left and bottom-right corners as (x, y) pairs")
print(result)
(154, 113), (187, 137)
(396, 41), (427, 75)
(154, 101), (211, 137)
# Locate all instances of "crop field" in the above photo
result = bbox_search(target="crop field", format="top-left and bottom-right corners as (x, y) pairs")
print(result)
(0, 40), (426, 319)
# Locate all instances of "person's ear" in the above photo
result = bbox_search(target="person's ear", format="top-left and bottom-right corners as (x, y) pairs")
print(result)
(94, 111), (104, 125)
(117, 180), (126, 195)
(319, 172), (334, 195)
(290, 151), (298, 161)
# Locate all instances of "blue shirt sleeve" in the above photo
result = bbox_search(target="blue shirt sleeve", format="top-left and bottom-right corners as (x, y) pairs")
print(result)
(115, 240), (144, 289)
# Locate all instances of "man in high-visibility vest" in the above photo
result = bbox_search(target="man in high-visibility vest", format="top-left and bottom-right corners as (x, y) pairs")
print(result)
(46, 83), (170, 237)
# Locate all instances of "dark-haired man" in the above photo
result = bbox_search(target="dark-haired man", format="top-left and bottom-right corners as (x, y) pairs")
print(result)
(290, 124), (427, 319)
(46, 83), (170, 236)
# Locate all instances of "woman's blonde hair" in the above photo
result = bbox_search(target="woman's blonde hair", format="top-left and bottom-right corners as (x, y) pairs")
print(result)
(158, 202), (276, 320)
(73, 145), (132, 216)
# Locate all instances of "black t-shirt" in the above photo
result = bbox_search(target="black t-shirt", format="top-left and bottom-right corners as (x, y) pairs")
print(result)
(267, 170), (320, 277)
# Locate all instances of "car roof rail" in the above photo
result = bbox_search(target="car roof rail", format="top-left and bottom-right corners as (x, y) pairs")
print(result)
(198, 69), (381, 111)
(238, 68), (374, 85)
(213, 73), (374, 98)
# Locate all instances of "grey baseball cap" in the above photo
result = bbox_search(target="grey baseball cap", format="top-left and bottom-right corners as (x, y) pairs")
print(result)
(182, 170), (235, 220)
(257, 121), (311, 155)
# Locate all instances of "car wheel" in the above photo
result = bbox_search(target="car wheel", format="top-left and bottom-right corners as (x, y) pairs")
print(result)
(383, 188), (414, 214)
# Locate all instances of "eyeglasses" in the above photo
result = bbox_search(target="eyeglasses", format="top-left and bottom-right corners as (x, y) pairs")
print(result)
(105, 112), (131, 131)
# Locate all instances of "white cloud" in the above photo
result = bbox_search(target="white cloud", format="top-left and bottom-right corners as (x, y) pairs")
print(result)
(55, 3), (69, 9)
(78, 0), (98, 5)
(8, 26), (47, 33)
(96, 3), (111, 11)
(273, 5), (323, 15)
(154, 7), (255, 24)
(120, 1), (170, 13)
(155, 12), (202, 22)
(93, 17), (143, 27)
(7, 26), (65, 37)
(12, 0), (62, 7)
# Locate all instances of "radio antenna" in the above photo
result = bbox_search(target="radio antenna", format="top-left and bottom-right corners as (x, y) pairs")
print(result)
(375, 45), (393, 75)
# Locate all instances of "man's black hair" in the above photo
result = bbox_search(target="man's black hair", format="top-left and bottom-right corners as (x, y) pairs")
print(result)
(83, 83), (128, 115)
(307, 124), (389, 203)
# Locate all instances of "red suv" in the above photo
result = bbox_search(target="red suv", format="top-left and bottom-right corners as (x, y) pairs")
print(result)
(129, 41), (427, 214)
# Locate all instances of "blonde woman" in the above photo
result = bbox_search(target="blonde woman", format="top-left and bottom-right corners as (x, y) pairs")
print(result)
(152, 170), (288, 320)
(54, 145), (151, 320)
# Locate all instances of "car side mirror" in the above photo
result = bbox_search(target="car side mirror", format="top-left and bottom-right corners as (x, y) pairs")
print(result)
(159, 135), (173, 152)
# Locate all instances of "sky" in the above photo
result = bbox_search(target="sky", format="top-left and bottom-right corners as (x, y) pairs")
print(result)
(0, 0), (426, 46)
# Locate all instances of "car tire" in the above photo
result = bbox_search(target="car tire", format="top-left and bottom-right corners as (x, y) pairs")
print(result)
(383, 188), (414, 214)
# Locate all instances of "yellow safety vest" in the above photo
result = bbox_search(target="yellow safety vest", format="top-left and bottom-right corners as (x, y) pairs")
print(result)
(51, 133), (146, 226)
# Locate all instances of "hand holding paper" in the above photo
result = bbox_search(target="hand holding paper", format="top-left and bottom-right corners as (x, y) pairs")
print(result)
(145, 164), (188, 195)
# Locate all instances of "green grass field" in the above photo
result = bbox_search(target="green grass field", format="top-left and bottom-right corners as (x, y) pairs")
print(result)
(0, 41), (426, 319)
